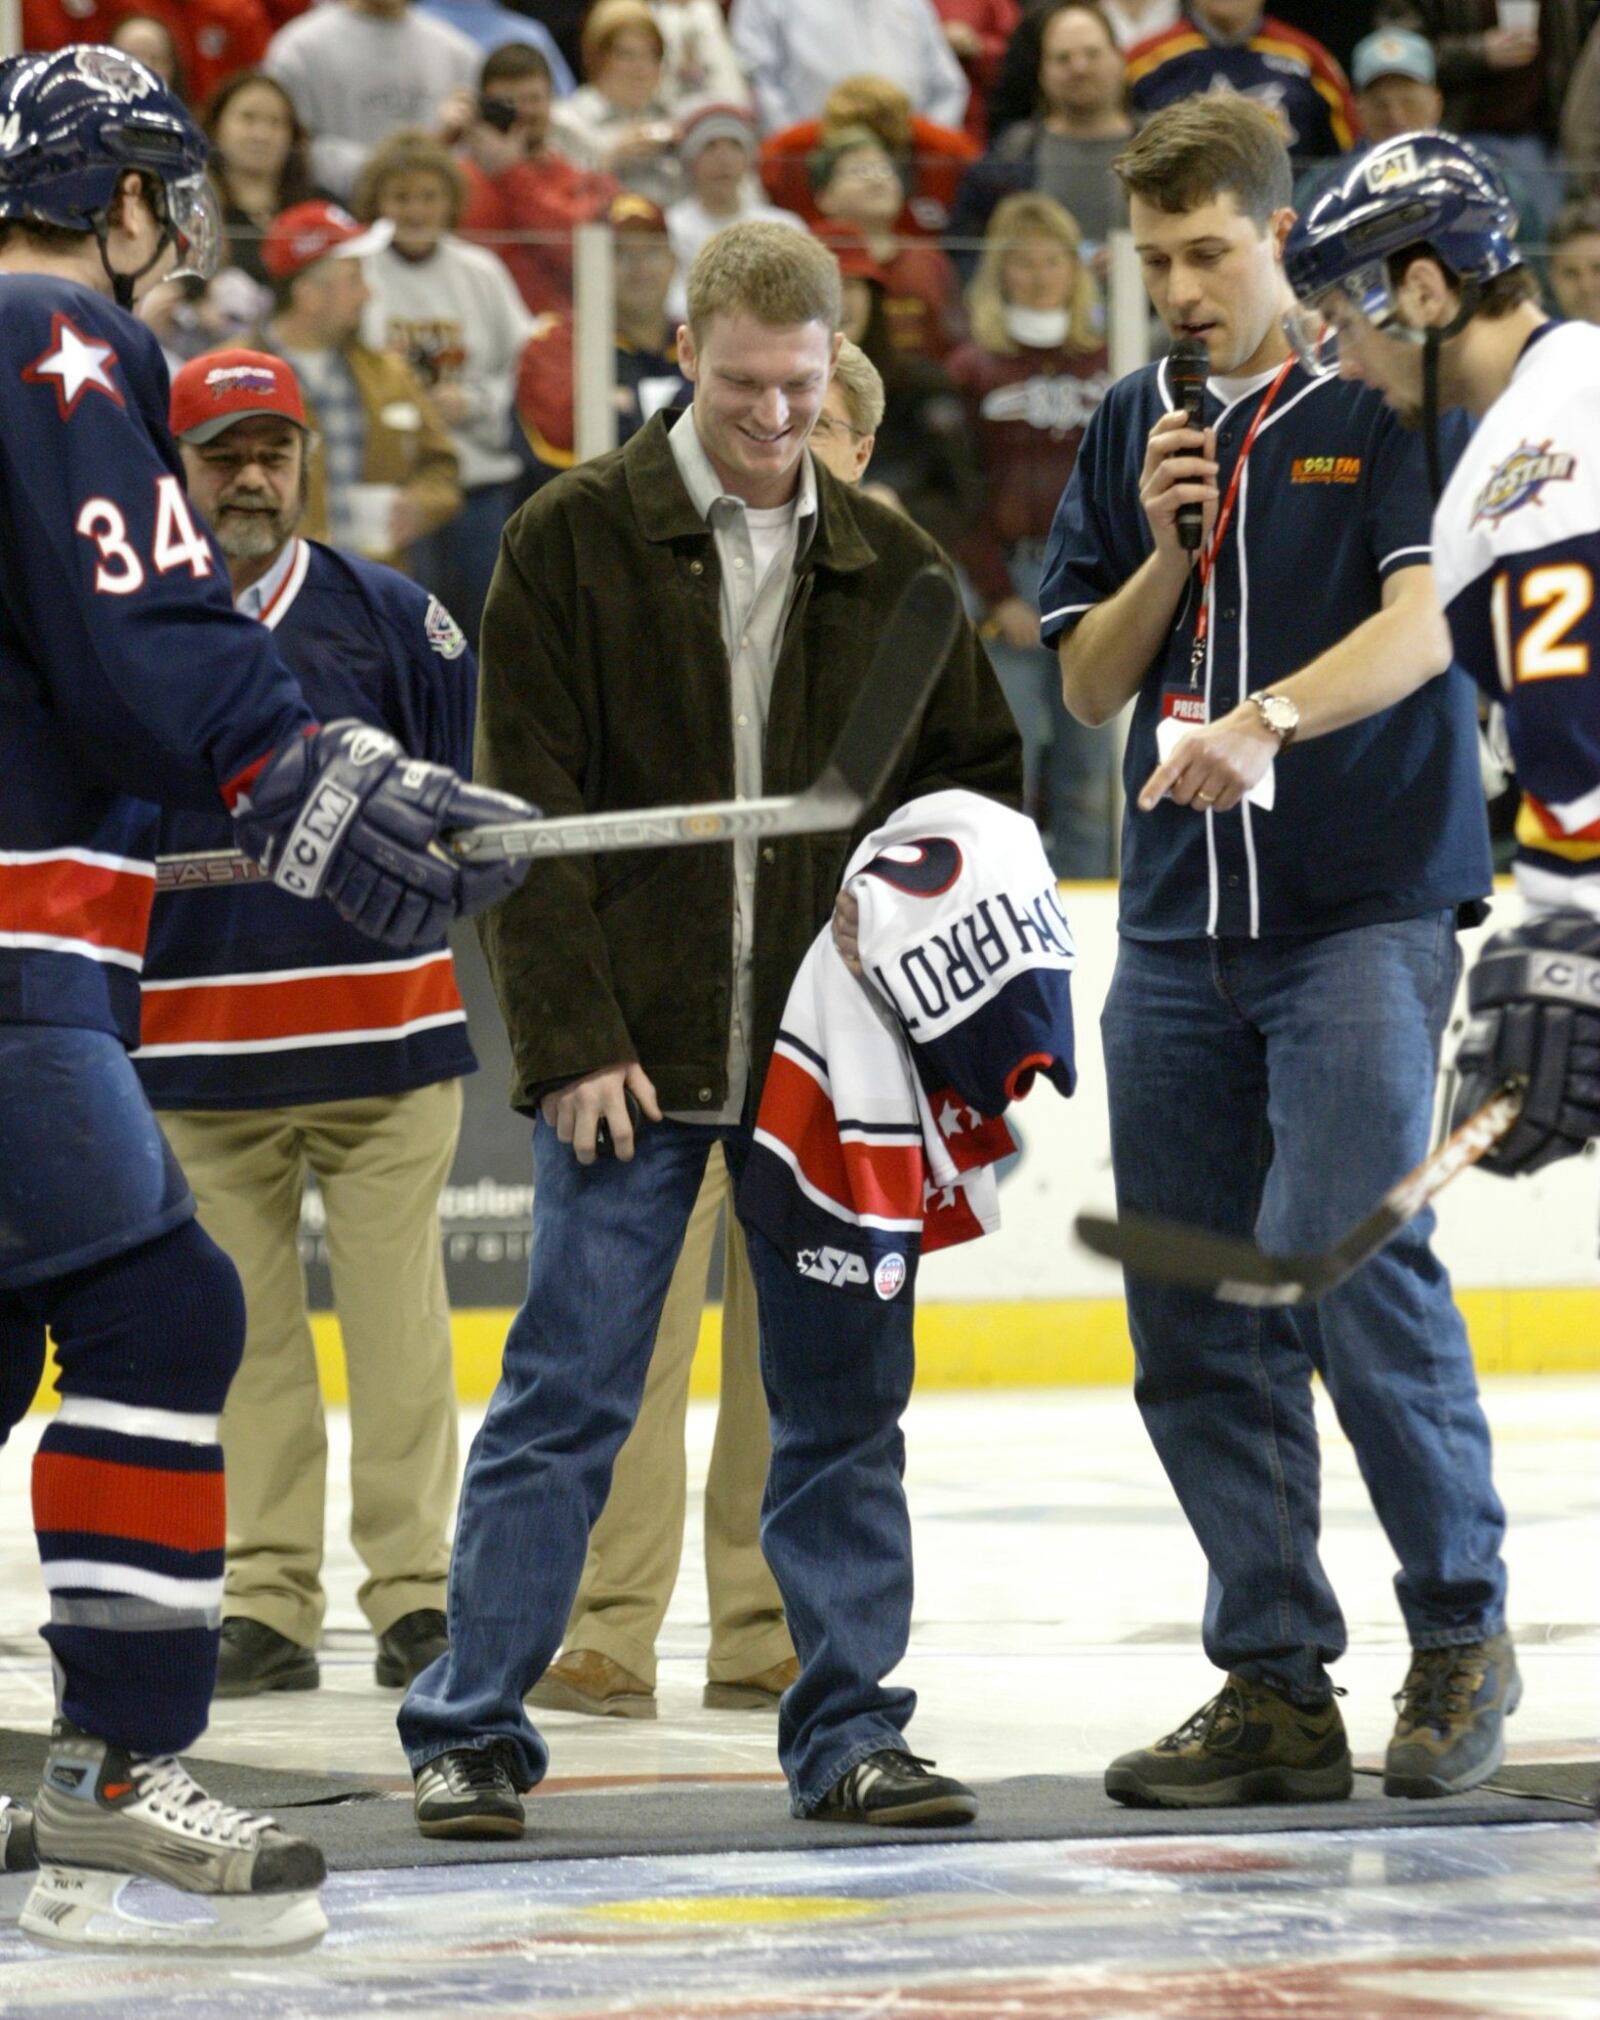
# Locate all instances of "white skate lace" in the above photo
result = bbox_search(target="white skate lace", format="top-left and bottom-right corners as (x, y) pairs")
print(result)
(127, 1757), (270, 1847)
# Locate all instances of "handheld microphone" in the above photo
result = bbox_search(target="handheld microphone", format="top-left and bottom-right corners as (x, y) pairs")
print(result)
(1167, 337), (1210, 554)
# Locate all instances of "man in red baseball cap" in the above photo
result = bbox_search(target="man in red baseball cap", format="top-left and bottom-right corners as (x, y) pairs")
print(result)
(149, 345), (481, 1707)
(252, 200), (459, 570)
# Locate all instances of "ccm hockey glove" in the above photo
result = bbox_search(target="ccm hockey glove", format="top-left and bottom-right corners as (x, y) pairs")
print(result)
(1450, 910), (1600, 1175)
(232, 720), (533, 948)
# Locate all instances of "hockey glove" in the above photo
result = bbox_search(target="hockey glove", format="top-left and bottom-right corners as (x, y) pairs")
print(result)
(1450, 911), (1600, 1175)
(232, 720), (534, 949)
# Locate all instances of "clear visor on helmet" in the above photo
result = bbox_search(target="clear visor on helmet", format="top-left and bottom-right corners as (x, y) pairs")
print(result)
(1281, 261), (1398, 374)
(163, 172), (223, 283)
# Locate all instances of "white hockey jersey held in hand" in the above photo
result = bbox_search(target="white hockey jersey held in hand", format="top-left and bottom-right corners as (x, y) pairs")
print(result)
(1431, 319), (1600, 917)
(739, 791), (1077, 1303)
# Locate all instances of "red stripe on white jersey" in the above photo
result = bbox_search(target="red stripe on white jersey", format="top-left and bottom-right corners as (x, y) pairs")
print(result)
(137, 949), (465, 1055)
(759, 1048), (926, 1226)
(0, 848), (155, 968)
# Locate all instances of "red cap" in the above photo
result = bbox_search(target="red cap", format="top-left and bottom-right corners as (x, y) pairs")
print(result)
(818, 228), (888, 289)
(169, 349), (310, 444)
(261, 200), (392, 281)
(607, 191), (669, 235)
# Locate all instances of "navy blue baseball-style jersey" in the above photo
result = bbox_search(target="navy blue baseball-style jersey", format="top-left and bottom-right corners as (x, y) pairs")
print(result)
(1039, 354), (1493, 940)
(0, 274), (311, 1049)
(136, 539), (480, 1108)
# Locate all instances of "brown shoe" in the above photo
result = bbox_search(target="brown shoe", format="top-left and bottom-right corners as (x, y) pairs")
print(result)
(527, 1648), (656, 1720)
(703, 1655), (800, 1711)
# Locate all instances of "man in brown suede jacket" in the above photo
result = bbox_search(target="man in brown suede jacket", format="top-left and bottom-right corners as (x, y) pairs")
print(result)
(397, 220), (1022, 1840)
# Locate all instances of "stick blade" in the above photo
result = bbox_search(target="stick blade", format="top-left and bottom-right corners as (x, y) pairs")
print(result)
(1074, 1211), (1320, 1307)
(820, 566), (963, 807)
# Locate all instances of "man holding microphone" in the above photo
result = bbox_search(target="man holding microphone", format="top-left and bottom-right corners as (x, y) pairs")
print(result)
(1039, 96), (1516, 1809)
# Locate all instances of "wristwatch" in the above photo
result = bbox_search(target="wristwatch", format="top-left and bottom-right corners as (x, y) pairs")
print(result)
(1248, 690), (1299, 749)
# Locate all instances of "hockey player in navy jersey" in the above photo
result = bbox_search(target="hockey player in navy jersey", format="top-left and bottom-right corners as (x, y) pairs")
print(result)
(0, 46), (531, 1951)
(1266, 137), (1600, 1184)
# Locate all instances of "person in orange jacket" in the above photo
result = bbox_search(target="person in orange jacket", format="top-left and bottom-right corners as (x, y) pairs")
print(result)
(757, 74), (977, 236)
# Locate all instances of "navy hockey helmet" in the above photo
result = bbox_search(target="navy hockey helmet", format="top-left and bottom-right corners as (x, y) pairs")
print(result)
(0, 45), (221, 298)
(1282, 131), (1518, 371)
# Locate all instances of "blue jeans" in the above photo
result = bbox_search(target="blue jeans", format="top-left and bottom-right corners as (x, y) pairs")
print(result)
(1100, 917), (1507, 1704)
(398, 1115), (918, 1812)
(988, 544), (1114, 879)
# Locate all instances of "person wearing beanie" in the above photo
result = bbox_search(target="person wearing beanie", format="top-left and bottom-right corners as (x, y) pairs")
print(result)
(665, 102), (805, 322)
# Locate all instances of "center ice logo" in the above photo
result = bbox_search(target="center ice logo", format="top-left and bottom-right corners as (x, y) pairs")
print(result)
(1471, 441), (1577, 525)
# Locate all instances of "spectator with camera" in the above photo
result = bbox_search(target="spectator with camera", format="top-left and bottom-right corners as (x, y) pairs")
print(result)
(457, 42), (621, 317)
(551, 0), (684, 209)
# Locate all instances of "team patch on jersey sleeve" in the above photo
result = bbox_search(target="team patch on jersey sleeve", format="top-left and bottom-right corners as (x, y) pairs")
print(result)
(424, 596), (467, 660)
(1472, 442), (1578, 526)
(21, 314), (123, 420)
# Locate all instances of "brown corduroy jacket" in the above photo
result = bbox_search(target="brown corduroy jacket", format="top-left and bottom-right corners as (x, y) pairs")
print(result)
(473, 411), (1024, 1117)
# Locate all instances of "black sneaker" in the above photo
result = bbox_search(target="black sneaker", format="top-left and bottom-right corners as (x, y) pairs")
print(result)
(812, 1751), (978, 1827)
(214, 1617), (320, 1698)
(375, 1608), (449, 1688)
(1105, 1676), (1353, 1808)
(1384, 1634), (1522, 1798)
(413, 1744), (526, 1840)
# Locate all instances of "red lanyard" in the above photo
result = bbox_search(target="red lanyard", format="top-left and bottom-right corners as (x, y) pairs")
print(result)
(1187, 354), (1297, 687)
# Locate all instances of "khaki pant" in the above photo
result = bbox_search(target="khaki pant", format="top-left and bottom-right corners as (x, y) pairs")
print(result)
(562, 1145), (794, 1686)
(159, 1079), (463, 1647)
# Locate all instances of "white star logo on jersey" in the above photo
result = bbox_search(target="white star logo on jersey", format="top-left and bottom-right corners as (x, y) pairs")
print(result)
(22, 314), (125, 420)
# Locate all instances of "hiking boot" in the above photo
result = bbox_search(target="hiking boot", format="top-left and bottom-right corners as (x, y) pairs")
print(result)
(812, 1751), (978, 1827)
(374, 1609), (449, 1689)
(704, 1656), (799, 1711)
(1384, 1634), (1521, 1798)
(412, 1744), (525, 1841)
(1105, 1675), (1353, 1808)
(527, 1649), (656, 1720)
(213, 1618), (319, 1699)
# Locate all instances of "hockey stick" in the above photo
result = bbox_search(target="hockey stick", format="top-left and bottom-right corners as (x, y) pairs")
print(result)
(155, 566), (964, 892)
(1072, 1085), (1523, 1307)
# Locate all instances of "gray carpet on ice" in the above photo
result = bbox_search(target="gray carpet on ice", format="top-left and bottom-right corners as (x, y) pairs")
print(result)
(1, 1732), (1588, 1873)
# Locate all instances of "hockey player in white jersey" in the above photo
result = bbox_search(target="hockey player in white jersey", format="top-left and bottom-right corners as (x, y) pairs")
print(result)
(1279, 133), (1598, 1181)
(1147, 133), (1599, 1185)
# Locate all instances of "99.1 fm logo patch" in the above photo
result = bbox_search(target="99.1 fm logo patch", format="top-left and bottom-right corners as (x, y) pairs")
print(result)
(1472, 440), (1577, 526)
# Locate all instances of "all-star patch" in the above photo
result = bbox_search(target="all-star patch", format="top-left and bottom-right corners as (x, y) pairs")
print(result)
(424, 596), (467, 660)
(1472, 440), (1577, 525)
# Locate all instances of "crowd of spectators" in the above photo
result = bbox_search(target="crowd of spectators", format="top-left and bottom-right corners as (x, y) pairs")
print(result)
(22, 0), (1600, 873)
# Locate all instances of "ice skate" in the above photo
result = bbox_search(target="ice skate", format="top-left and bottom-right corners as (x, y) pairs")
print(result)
(0, 1794), (36, 1871)
(20, 1723), (327, 1954)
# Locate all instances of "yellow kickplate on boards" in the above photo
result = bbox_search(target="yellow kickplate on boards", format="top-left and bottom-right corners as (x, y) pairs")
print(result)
(586, 1896), (884, 1925)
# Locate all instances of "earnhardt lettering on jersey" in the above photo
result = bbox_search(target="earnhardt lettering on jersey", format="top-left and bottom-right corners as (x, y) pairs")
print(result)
(870, 884), (1075, 1031)
(740, 792), (1077, 1302)
(1430, 321), (1600, 919)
